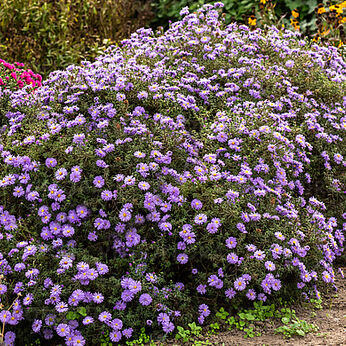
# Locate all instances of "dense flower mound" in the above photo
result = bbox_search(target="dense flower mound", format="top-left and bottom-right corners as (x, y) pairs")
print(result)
(0, 3), (345, 345)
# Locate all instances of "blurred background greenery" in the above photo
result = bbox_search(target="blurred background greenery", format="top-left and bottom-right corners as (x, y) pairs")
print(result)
(0, 0), (345, 77)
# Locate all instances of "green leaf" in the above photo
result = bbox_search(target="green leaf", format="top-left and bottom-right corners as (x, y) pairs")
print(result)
(245, 313), (255, 321)
(238, 312), (246, 319)
(296, 329), (305, 336)
(66, 311), (79, 320)
(77, 307), (87, 317)
(281, 317), (290, 324)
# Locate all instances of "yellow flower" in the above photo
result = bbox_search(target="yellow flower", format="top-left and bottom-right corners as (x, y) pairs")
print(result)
(292, 9), (299, 18)
(317, 7), (326, 15)
(260, 0), (267, 4)
(329, 4), (343, 14)
(248, 16), (257, 26)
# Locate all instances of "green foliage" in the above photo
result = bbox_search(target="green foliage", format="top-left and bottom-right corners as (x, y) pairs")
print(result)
(126, 328), (154, 346)
(215, 302), (318, 339)
(275, 318), (318, 338)
(0, 0), (153, 77)
(175, 322), (202, 342)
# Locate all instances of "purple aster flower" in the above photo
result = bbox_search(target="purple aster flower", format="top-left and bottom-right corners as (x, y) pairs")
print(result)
(95, 262), (109, 275)
(72, 335), (85, 345)
(119, 208), (131, 222)
(172, 282), (183, 292)
(55, 168), (67, 180)
(96, 159), (109, 168)
(38, 205), (49, 217)
(197, 284), (206, 295)
(55, 301), (68, 313)
(285, 60), (294, 68)
(4, 331), (15, 345)
(86, 268), (98, 280)
(199, 304), (210, 317)
(23, 293), (33, 306)
(194, 213), (207, 225)
(226, 237), (237, 249)
(93, 176), (104, 188)
(44, 314), (56, 326)
(26, 190), (39, 201)
(225, 288), (236, 299)
(98, 311), (112, 322)
(246, 289), (257, 300)
(101, 190), (113, 201)
(92, 293), (104, 304)
(322, 270), (332, 283)
(138, 181), (150, 191)
(162, 321), (175, 333)
(128, 279), (141, 294)
(137, 91), (148, 99)
(45, 158), (57, 168)
(191, 199), (203, 210)
(258, 293), (267, 302)
(110, 330), (122, 343)
(157, 312), (170, 325)
(70, 171), (81, 183)
(237, 222), (247, 233)
(62, 224), (75, 237)
(272, 279), (282, 291)
(13, 186), (24, 197)
(76, 205), (88, 219)
(122, 328), (133, 339)
(177, 253), (188, 264)
(110, 318), (123, 330)
(121, 290), (135, 302)
(116, 93), (126, 101)
(0, 311), (11, 323)
(139, 293), (152, 306)
(197, 313), (206, 324)
(146, 273), (157, 283)
(82, 316), (94, 325)
(32, 319), (42, 333)
(234, 277), (246, 291)
(265, 261), (276, 271)
(0, 284), (8, 295)
(254, 250), (266, 260)
(206, 222), (218, 234)
(56, 323), (70, 337)
(227, 253), (239, 264)
(88, 232), (98, 241)
(124, 175), (136, 186)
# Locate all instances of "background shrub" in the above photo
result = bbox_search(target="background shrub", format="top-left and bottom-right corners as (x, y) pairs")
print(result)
(0, 0), (153, 78)
(151, 0), (346, 50)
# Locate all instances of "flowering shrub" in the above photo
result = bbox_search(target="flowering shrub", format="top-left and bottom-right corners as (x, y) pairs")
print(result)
(0, 2), (345, 345)
(0, 59), (42, 91)
(0, 59), (42, 130)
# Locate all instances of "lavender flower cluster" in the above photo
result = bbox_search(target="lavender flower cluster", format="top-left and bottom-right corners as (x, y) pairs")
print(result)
(0, 2), (345, 345)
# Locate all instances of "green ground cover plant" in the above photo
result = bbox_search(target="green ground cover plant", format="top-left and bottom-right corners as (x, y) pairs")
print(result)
(0, 2), (345, 345)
